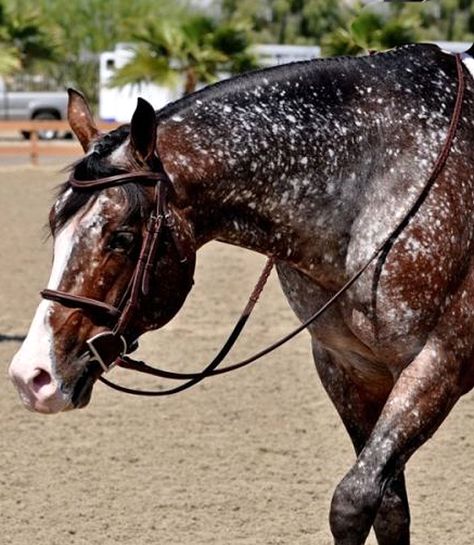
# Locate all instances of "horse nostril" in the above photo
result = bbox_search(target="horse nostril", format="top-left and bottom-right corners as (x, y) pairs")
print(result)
(31, 369), (52, 392)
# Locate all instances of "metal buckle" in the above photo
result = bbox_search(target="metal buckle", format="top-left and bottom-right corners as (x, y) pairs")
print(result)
(86, 331), (128, 373)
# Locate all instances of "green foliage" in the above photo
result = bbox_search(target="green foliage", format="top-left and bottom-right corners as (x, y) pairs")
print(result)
(218, 0), (474, 54)
(0, 45), (20, 76)
(301, 0), (349, 42)
(0, 1), (57, 76)
(0, 5), (17, 75)
(220, 0), (307, 44)
(322, 0), (473, 57)
(111, 14), (257, 96)
(0, 0), (189, 104)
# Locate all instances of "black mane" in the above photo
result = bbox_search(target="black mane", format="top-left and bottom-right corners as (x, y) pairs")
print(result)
(154, 43), (443, 122)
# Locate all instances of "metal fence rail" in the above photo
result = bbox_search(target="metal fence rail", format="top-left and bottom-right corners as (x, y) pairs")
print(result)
(0, 120), (120, 165)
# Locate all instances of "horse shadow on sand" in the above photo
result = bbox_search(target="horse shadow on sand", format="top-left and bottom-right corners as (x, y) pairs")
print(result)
(0, 333), (26, 343)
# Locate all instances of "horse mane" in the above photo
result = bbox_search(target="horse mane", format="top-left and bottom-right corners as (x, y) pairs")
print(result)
(154, 43), (443, 123)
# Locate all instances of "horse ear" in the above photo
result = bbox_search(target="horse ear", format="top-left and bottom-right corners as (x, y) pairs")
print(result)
(130, 98), (157, 163)
(67, 88), (99, 152)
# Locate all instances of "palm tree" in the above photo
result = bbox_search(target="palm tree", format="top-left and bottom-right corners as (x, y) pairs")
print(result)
(32, 0), (187, 105)
(0, 3), (57, 72)
(0, 45), (19, 76)
(323, 3), (421, 56)
(0, 4), (19, 75)
(324, 0), (474, 57)
(111, 15), (258, 96)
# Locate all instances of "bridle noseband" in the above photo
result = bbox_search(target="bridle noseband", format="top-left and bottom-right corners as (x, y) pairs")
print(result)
(42, 53), (466, 401)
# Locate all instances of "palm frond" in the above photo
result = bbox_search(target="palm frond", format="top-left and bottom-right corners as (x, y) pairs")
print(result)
(0, 44), (21, 75)
(110, 45), (179, 89)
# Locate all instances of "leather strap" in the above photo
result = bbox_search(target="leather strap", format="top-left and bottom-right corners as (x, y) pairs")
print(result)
(68, 170), (167, 189)
(371, 52), (466, 322)
(42, 172), (197, 377)
(41, 289), (120, 322)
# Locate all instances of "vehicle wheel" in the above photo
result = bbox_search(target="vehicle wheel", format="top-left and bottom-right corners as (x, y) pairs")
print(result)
(33, 111), (59, 140)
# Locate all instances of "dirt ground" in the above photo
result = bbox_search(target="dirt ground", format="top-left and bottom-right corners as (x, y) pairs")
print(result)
(0, 166), (473, 545)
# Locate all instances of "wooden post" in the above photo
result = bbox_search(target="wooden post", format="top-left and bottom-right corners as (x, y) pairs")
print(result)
(30, 128), (39, 166)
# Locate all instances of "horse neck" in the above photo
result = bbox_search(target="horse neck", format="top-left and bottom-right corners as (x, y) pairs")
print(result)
(155, 48), (449, 287)
(159, 118), (377, 288)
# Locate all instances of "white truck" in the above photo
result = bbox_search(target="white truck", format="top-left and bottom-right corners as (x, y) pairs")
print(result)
(0, 76), (68, 139)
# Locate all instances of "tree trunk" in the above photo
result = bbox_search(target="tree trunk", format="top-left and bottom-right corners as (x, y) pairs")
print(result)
(183, 67), (198, 95)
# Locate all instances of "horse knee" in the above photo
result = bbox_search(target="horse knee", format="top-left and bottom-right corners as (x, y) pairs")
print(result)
(330, 465), (383, 545)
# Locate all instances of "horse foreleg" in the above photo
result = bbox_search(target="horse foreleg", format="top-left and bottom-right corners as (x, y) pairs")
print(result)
(328, 339), (460, 545)
(313, 344), (410, 545)
(372, 473), (410, 545)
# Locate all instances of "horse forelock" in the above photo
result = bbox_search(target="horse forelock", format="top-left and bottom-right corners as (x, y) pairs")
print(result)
(50, 124), (151, 236)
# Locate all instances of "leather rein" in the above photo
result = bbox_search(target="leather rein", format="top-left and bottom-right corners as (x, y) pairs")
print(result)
(42, 54), (466, 398)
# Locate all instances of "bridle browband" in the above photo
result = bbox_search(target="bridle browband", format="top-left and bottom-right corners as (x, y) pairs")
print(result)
(42, 53), (466, 400)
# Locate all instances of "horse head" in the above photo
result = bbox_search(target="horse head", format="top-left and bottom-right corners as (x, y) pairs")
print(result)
(9, 90), (196, 413)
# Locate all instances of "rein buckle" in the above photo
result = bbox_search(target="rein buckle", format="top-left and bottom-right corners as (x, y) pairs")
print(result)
(87, 331), (128, 373)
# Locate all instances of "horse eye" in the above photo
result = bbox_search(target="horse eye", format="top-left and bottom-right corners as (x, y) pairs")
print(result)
(108, 231), (136, 253)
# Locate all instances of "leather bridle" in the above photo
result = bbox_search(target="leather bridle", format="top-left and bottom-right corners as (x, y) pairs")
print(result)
(42, 170), (195, 378)
(41, 53), (466, 400)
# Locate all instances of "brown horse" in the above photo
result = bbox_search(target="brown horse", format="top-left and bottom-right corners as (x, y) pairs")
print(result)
(8, 44), (474, 544)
